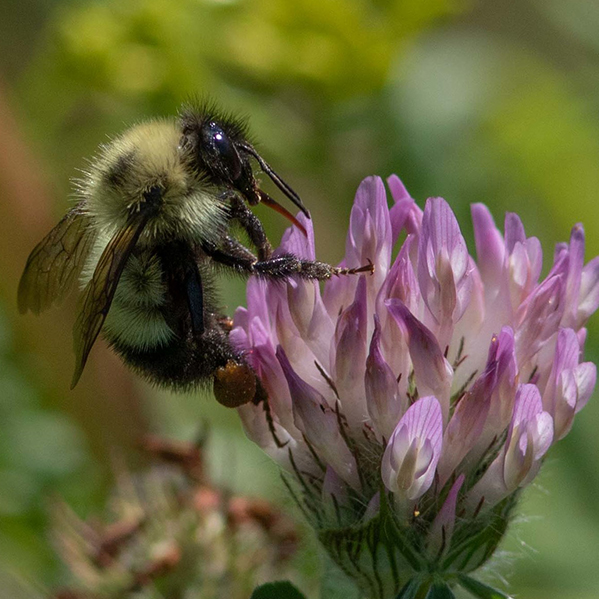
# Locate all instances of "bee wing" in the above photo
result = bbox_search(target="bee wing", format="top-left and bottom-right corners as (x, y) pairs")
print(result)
(18, 203), (95, 314)
(71, 211), (152, 388)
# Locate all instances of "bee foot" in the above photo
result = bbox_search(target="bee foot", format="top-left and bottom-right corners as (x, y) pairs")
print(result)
(336, 259), (374, 276)
(217, 316), (234, 332)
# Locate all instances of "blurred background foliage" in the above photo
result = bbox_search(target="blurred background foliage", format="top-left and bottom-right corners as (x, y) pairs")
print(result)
(1, 0), (599, 597)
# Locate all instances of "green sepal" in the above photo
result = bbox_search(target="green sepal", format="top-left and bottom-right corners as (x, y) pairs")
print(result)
(395, 577), (423, 599)
(396, 578), (456, 599)
(441, 494), (518, 574)
(318, 502), (422, 598)
(250, 581), (308, 599)
(425, 581), (457, 599)
(457, 575), (513, 599)
(320, 558), (361, 599)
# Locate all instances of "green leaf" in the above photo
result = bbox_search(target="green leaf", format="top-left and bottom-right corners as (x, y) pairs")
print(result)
(250, 581), (307, 599)
(457, 575), (513, 599)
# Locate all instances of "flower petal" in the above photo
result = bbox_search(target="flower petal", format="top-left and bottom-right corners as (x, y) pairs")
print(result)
(503, 384), (554, 490)
(577, 256), (599, 327)
(277, 347), (361, 490)
(324, 176), (391, 319)
(386, 299), (453, 423)
(418, 197), (473, 348)
(471, 203), (505, 294)
(467, 384), (553, 511)
(427, 474), (465, 558)
(387, 175), (422, 243)
(381, 396), (443, 501)
(437, 365), (495, 487)
(365, 316), (408, 440)
(276, 212), (316, 261)
(560, 224), (585, 329)
(333, 276), (369, 430)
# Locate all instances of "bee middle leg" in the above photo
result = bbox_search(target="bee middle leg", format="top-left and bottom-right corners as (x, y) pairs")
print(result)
(204, 236), (372, 412)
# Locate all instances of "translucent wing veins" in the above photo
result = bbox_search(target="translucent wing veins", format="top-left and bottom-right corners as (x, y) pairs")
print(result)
(18, 203), (95, 314)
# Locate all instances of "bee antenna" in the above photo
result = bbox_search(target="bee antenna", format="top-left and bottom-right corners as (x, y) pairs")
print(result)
(240, 144), (310, 219)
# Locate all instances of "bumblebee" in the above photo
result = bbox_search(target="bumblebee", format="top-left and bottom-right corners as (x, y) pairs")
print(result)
(18, 103), (369, 407)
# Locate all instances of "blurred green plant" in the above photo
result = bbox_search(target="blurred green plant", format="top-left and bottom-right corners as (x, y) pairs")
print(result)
(0, 305), (96, 584)
(33, 0), (461, 99)
(49, 435), (302, 598)
(19, 0), (461, 220)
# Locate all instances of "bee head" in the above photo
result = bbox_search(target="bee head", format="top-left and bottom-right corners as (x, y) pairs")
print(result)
(179, 105), (310, 223)
(181, 114), (253, 196)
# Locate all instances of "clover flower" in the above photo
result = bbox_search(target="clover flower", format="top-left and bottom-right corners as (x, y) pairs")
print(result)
(231, 176), (599, 598)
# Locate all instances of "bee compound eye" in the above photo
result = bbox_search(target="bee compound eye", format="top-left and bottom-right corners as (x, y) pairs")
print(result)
(201, 121), (243, 181)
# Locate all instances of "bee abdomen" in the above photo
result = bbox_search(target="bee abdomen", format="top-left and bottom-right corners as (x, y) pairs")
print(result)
(110, 316), (241, 392)
(103, 251), (175, 351)
(104, 242), (242, 391)
(104, 303), (175, 351)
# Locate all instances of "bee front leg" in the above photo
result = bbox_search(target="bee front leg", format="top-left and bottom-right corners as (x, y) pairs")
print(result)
(252, 254), (374, 280)
(203, 238), (373, 281)
(225, 193), (273, 261)
(202, 237), (259, 275)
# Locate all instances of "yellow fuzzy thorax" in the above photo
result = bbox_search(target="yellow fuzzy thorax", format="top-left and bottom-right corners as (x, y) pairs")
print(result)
(81, 118), (227, 247)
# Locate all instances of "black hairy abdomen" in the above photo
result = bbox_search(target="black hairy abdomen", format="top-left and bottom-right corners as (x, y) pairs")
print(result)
(114, 320), (238, 391)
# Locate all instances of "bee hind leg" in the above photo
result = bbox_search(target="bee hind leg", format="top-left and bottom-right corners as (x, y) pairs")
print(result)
(212, 360), (288, 448)
(213, 360), (257, 408)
